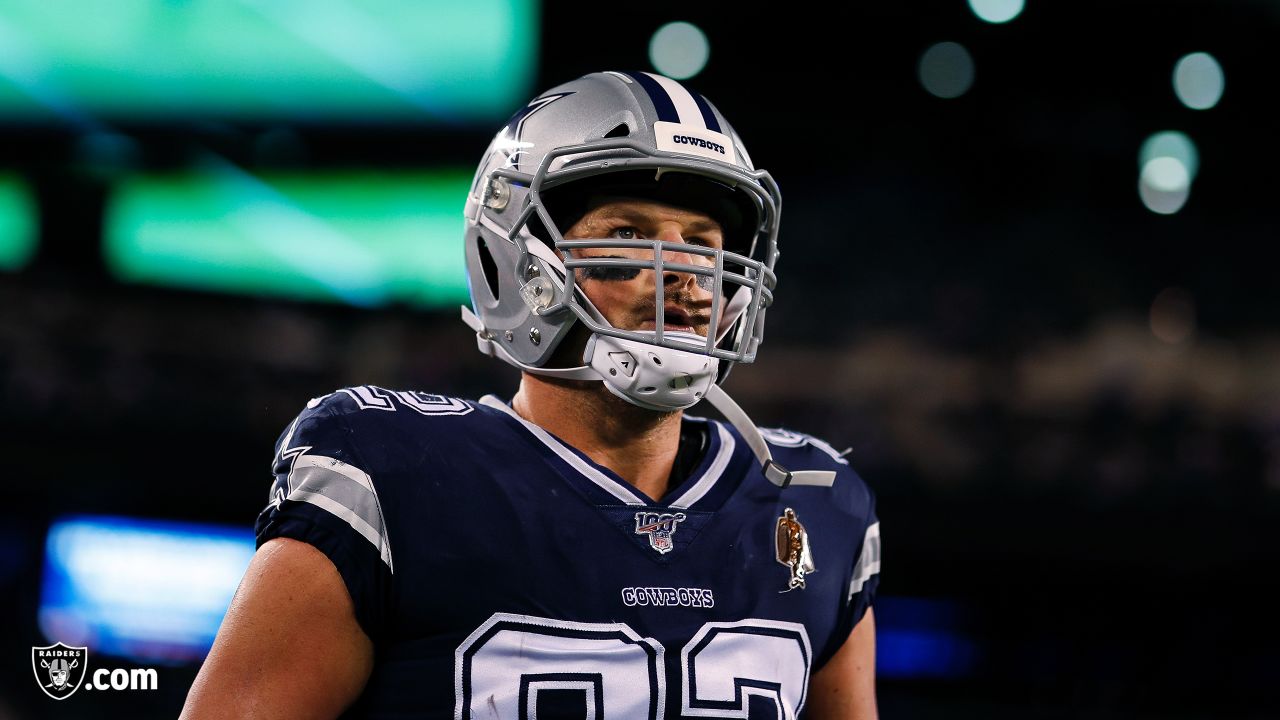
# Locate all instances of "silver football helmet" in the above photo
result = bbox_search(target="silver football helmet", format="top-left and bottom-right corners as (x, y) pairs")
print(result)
(462, 71), (780, 413)
(461, 71), (835, 489)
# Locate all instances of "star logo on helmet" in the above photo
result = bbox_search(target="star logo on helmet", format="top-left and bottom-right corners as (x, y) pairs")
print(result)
(499, 92), (574, 169)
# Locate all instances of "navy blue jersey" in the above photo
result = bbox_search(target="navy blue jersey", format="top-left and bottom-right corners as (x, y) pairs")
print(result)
(255, 386), (881, 719)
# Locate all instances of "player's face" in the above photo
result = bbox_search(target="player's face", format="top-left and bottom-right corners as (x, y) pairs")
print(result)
(563, 198), (723, 338)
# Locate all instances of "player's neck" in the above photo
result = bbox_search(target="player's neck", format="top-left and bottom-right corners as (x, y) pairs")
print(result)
(512, 373), (682, 501)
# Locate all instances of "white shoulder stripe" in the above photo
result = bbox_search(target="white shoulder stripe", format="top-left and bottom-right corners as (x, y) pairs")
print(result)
(295, 453), (376, 493)
(848, 521), (881, 598)
(287, 454), (394, 572)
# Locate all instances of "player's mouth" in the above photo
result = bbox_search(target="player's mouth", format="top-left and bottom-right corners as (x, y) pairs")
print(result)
(637, 306), (706, 335)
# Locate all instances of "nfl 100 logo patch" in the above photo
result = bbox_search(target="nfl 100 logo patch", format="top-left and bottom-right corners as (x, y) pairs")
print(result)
(634, 511), (686, 554)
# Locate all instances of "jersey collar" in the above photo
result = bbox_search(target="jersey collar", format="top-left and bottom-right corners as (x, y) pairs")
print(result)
(478, 395), (738, 510)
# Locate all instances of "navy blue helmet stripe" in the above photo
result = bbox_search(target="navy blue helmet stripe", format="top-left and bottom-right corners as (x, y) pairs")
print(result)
(691, 92), (721, 133)
(624, 71), (680, 124)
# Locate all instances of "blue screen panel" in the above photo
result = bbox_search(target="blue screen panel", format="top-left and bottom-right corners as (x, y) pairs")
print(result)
(39, 515), (256, 664)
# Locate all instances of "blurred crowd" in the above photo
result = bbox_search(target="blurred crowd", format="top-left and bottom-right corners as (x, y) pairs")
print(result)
(5, 269), (1277, 509)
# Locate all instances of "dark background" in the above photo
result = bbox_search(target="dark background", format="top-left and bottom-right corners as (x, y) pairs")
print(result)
(3, 0), (1278, 717)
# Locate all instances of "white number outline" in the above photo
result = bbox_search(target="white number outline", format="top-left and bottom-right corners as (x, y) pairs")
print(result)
(393, 390), (474, 416)
(680, 619), (812, 719)
(453, 613), (666, 720)
(340, 385), (475, 416)
(454, 613), (811, 719)
(340, 385), (396, 411)
(520, 675), (602, 719)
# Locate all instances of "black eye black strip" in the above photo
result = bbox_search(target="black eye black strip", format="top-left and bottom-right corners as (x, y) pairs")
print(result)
(576, 255), (642, 281)
(575, 257), (717, 287)
(577, 266), (642, 281)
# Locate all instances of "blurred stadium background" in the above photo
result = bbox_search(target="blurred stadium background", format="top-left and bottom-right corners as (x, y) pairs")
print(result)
(3, 0), (1278, 717)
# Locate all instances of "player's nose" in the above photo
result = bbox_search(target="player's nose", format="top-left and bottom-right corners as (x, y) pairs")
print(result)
(652, 227), (709, 288)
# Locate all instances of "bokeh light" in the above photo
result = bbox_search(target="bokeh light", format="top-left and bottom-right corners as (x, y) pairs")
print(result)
(1137, 131), (1198, 215)
(1139, 131), (1199, 181)
(1141, 157), (1190, 193)
(919, 42), (975, 99)
(649, 21), (710, 80)
(0, 0), (538, 122)
(1173, 52), (1224, 110)
(0, 174), (38, 271)
(1138, 157), (1191, 214)
(968, 0), (1025, 24)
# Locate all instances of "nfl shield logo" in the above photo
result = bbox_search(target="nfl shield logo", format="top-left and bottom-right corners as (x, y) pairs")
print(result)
(634, 511), (687, 554)
(32, 642), (88, 700)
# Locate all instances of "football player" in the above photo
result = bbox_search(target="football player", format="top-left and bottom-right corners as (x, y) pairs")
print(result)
(182, 71), (881, 719)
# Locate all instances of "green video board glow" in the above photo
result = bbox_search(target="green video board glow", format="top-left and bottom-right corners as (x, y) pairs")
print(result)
(104, 166), (472, 308)
(0, 174), (37, 271)
(0, 0), (537, 120)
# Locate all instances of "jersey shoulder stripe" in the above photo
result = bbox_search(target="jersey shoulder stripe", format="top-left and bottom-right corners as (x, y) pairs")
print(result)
(282, 454), (394, 572)
(848, 521), (881, 598)
(271, 390), (399, 572)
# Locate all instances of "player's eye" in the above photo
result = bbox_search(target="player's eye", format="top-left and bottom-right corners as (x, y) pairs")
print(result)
(610, 226), (640, 240)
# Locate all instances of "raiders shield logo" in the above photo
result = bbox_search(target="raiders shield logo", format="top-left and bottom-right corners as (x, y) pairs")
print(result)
(32, 643), (88, 700)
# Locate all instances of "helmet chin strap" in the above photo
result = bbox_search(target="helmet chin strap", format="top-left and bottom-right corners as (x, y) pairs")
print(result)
(462, 305), (835, 489)
(700, 384), (835, 488)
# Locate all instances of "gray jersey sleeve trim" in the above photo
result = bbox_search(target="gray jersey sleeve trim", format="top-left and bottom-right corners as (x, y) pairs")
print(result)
(286, 454), (394, 573)
(848, 521), (881, 598)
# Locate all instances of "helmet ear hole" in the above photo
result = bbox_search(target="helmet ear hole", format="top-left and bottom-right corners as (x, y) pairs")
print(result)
(603, 123), (631, 138)
(477, 236), (502, 301)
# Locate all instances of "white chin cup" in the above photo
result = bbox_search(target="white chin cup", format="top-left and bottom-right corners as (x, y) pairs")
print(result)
(585, 332), (718, 412)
